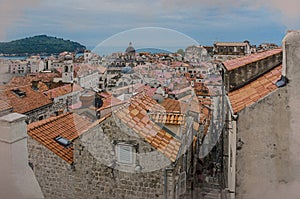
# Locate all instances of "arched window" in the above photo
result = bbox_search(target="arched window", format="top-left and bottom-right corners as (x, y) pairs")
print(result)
(64, 66), (69, 73)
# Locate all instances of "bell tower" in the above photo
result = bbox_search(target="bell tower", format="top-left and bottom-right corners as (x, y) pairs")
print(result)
(62, 53), (74, 83)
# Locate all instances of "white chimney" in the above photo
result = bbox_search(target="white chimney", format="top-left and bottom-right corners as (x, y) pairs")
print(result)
(0, 113), (44, 199)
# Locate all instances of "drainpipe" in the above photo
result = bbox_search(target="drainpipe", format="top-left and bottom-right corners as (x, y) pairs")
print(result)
(226, 95), (238, 199)
(282, 36), (287, 77)
(226, 95), (238, 120)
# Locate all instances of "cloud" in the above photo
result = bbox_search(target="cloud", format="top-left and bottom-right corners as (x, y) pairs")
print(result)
(0, 0), (39, 40)
(160, 0), (300, 28)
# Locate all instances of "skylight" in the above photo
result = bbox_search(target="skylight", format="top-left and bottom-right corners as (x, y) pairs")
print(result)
(55, 136), (72, 148)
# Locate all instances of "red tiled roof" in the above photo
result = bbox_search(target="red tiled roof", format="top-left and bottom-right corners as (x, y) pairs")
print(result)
(223, 48), (282, 71)
(8, 73), (60, 85)
(160, 98), (184, 113)
(75, 64), (107, 77)
(97, 95), (125, 112)
(8, 75), (52, 92)
(0, 99), (12, 112)
(229, 65), (282, 114)
(198, 98), (212, 107)
(113, 94), (182, 162)
(194, 83), (211, 97)
(43, 84), (83, 99)
(0, 85), (53, 114)
(28, 112), (93, 164)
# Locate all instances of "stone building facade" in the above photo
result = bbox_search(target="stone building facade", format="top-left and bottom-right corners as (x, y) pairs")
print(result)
(222, 48), (282, 92)
(213, 41), (251, 61)
(221, 31), (300, 199)
(28, 94), (196, 199)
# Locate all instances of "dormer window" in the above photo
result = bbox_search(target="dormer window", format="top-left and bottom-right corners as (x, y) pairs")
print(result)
(11, 89), (26, 97)
(54, 136), (72, 148)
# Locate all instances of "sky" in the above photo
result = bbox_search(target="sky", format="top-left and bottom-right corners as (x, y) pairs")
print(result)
(1, 0), (300, 50)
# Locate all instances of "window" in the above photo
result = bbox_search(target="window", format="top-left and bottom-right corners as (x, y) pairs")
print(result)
(116, 144), (134, 164)
(55, 136), (72, 148)
(11, 89), (26, 97)
(64, 66), (69, 73)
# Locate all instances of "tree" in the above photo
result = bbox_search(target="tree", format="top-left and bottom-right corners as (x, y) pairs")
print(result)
(176, 49), (185, 57)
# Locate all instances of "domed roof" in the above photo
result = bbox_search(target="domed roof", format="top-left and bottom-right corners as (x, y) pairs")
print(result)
(125, 42), (136, 53)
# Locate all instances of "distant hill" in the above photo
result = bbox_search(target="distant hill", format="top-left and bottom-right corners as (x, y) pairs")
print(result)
(0, 35), (86, 56)
(136, 48), (172, 54)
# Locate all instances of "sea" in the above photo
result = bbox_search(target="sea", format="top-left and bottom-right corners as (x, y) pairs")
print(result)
(0, 47), (183, 60)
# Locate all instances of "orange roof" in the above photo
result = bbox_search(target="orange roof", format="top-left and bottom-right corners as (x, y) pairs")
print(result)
(8, 73), (60, 85)
(160, 98), (185, 113)
(43, 84), (83, 99)
(0, 99), (12, 112)
(8, 75), (51, 92)
(0, 85), (53, 114)
(229, 65), (282, 113)
(223, 48), (282, 71)
(97, 95), (125, 112)
(194, 83), (211, 97)
(198, 98), (212, 107)
(28, 112), (93, 164)
(113, 94), (182, 162)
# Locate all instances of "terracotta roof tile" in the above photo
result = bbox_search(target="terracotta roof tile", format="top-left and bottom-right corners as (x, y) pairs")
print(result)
(8, 73), (60, 85)
(112, 94), (182, 162)
(0, 99), (12, 112)
(0, 85), (53, 114)
(43, 84), (83, 99)
(28, 112), (93, 164)
(229, 65), (282, 113)
(223, 48), (282, 71)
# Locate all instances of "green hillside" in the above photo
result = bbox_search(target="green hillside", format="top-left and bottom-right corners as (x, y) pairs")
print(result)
(0, 35), (86, 55)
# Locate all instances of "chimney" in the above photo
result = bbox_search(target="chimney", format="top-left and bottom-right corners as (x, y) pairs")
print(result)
(0, 113), (44, 199)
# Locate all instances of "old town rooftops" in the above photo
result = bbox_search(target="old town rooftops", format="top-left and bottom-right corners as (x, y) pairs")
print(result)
(43, 83), (83, 99)
(112, 94), (182, 162)
(229, 65), (282, 114)
(0, 85), (53, 114)
(0, 99), (13, 112)
(223, 48), (282, 71)
(28, 112), (93, 164)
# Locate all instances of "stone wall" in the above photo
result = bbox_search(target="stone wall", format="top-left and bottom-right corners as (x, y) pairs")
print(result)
(234, 31), (300, 199)
(235, 88), (290, 199)
(225, 52), (282, 92)
(26, 104), (53, 123)
(28, 115), (186, 199)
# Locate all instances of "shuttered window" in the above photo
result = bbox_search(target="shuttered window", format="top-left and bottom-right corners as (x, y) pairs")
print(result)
(117, 144), (133, 164)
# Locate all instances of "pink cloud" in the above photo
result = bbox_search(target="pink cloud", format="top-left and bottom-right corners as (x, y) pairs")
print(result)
(0, 0), (39, 40)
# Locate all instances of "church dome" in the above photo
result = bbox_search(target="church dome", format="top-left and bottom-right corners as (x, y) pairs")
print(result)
(125, 42), (136, 53)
